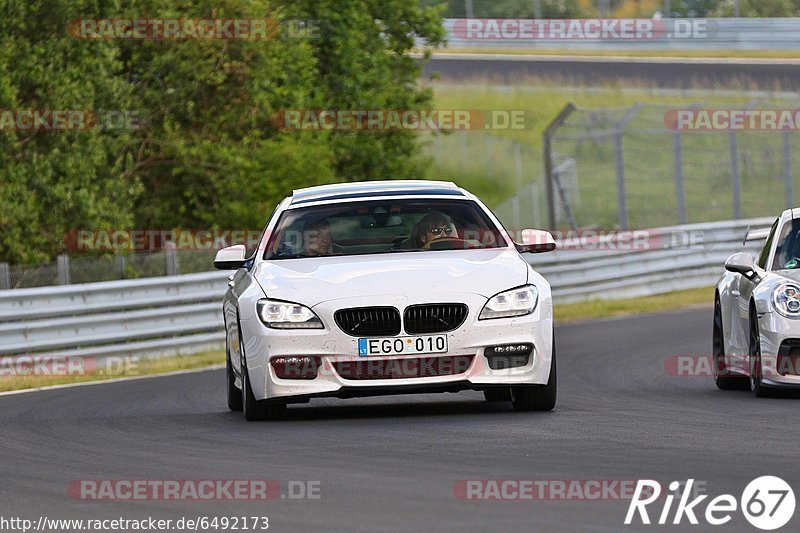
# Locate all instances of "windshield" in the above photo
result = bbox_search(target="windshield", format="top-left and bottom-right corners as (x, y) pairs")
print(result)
(264, 199), (508, 260)
(773, 218), (800, 270)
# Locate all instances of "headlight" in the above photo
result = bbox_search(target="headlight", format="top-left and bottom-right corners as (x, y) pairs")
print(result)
(772, 284), (800, 319)
(479, 285), (539, 320)
(256, 299), (323, 329)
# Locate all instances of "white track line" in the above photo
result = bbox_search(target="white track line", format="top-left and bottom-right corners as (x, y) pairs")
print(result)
(0, 364), (224, 398)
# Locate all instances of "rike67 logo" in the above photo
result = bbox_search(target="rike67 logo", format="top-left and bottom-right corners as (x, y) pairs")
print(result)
(625, 477), (795, 530)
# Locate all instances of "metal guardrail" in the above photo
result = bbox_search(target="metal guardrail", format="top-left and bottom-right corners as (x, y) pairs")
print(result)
(0, 218), (774, 358)
(532, 217), (773, 302)
(0, 271), (229, 358)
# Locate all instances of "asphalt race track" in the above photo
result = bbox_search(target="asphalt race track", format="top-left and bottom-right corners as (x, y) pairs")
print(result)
(424, 54), (800, 89)
(2, 306), (798, 532)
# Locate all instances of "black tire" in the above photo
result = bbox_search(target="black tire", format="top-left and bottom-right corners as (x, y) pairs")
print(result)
(749, 305), (771, 398)
(512, 339), (557, 411)
(237, 323), (287, 421)
(483, 387), (512, 402)
(714, 296), (749, 391)
(226, 347), (243, 412)
(241, 357), (287, 421)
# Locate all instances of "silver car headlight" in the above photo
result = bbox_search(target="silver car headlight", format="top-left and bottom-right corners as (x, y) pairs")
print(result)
(479, 285), (539, 320)
(257, 299), (323, 329)
(772, 284), (800, 319)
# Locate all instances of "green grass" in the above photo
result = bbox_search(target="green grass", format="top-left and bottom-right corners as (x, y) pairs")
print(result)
(426, 80), (796, 229)
(554, 286), (713, 323)
(0, 350), (223, 393)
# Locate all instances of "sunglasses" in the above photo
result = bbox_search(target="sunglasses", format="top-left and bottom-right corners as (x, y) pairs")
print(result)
(428, 226), (453, 236)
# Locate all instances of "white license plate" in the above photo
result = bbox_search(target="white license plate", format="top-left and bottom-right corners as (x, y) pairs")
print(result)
(358, 335), (448, 357)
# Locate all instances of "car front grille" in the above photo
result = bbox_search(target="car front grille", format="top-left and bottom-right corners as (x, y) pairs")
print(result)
(333, 355), (474, 380)
(403, 303), (468, 334)
(334, 307), (401, 337)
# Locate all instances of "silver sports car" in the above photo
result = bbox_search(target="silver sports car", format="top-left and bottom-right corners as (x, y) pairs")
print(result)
(715, 208), (800, 396)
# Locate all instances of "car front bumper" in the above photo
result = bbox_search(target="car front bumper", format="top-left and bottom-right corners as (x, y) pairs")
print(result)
(756, 311), (800, 387)
(238, 291), (553, 402)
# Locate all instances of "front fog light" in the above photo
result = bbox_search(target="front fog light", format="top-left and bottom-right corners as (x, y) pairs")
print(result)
(271, 356), (322, 379)
(479, 285), (539, 319)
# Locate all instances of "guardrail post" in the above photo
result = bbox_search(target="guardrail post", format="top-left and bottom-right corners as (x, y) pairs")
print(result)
(783, 130), (793, 209)
(543, 102), (576, 229)
(57, 255), (71, 285)
(729, 131), (742, 219)
(0, 263), (10, 290)
(165, 243), (179, 276)
(673, 132), (687, 225)
(614, 133), (628, 229)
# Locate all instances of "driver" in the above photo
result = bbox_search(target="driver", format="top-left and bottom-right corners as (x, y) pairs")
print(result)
(410, 211), (458, 249)
(302, 218), (333, 256)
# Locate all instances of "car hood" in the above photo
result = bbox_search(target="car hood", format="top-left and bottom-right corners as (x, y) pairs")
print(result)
(253, 249), (529, 307)
(776, 270), (800, 284)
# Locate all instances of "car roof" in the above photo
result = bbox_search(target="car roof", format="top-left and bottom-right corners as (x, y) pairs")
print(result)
(289, 180), (466, 206)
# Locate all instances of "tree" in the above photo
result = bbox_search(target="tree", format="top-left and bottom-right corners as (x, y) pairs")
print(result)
(0, 0), (140, 264)
(711, 0), (800, 16)
(0, 0), (446, 262)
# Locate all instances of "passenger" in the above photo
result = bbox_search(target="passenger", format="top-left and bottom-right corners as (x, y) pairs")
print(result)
(303, 218), (332, 256)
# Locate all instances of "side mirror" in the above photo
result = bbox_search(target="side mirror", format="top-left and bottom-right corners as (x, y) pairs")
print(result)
(214, 245), (247, 270)
(515, 229), (556, 254)
(725, 252), (756, 279)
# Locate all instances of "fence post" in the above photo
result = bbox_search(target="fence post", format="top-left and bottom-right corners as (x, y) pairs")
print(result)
(0, 263), (9, 290)
(729, 131), (742, 219)
(614, 133), (628, 229)
(530, 180), (541, 228)
(673, 132), (687, 225)
(115, 253), (126, 279)
(465, 0), (474, 17)
(512, 142), (523, 229)
(57, 255), (71, 285)
(459, 131), (468, 162)
(543, 103), (576, 229)
(783, 130), (793, 209)
(165, 243), (179, 276)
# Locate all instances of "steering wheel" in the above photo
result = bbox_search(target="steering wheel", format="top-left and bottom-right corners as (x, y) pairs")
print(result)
(423, 237), (469, 250)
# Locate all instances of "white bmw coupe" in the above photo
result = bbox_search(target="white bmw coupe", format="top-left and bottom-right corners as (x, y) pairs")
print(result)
(215, 181), (557, 420)
(716, 208), (800, 396)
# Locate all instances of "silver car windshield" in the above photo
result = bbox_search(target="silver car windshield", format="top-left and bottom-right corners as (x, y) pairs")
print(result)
(773, 218), (800, 270)
(263, 199), (509, 260)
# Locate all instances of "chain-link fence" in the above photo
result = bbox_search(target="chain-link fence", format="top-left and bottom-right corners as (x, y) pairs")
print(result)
(546, 102), (800, 230)
(1, 250), (217, 290)
(8, 103), (799, 289)
(426, 130), (545, 230)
